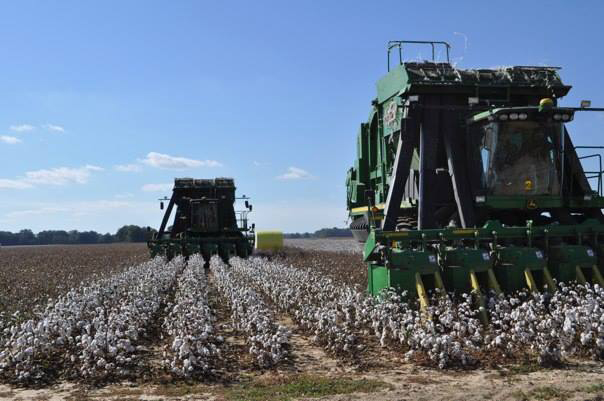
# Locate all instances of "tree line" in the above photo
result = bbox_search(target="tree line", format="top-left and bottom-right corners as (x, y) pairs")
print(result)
(284, 227), (352, 239)
(0, 225), (156, 246)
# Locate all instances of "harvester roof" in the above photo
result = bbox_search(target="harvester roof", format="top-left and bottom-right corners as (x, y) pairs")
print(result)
(174, 177), (235, 189)
(376, 62), (571, 103)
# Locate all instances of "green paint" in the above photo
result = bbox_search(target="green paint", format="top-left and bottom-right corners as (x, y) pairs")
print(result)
(495, 247), (547, 292)
(367, 248), (439, 296)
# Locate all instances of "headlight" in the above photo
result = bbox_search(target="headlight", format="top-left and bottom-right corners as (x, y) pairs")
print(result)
(519, 113), (528, 120)
(509, 113), (519, 120)
(562, 114), (570, 121)
(553, 114), (562, 120)
(499, 114), (508, 121)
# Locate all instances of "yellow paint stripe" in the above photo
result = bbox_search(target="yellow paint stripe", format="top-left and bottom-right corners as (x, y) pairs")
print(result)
(388, 232), (409, 237)
(350, 203), (385, 213)
(469, 270), (481, 293)
(524, 269), (538, 292)
(469, 270), (488, 325)
(487, 268), (502, 295)
(453, 229), (476, 235)
(415, 273), (429, 311)
(543, 267), (557, 292)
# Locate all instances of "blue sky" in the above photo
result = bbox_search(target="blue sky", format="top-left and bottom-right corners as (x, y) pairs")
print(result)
(1, 1), (603, 233)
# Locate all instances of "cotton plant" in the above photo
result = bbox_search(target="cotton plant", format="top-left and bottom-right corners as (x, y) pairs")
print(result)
(161, 254), (222, 377)
(229, 257), (363, 355)
(211, 257), (289, 367)
(0, 256), (182, 383)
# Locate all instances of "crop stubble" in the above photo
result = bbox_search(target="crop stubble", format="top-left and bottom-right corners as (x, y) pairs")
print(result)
(0, 243), (149, 319)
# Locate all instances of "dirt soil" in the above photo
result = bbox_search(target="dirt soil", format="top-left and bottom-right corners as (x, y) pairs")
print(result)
(2, 362), (604, 400)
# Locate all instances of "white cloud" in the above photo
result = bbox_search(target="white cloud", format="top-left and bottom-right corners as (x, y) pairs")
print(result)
(114, 193), (134, 199)
(114, 163), (143, 172)
(0, 179), (33, 189)
(9, 124), (35, 132)
(141, 183), (173, 192)
(5, 200), (135, 219)
(5, 206), (70, 218)
(0, 135), (21, 144)
(276, 166), (314, 180)
(0, 165), (104, 189)
(24, 166), (98, 185)
(0, 199), (159, 233)
(141, 152), (222, 170)
(42, 124), (65, 133)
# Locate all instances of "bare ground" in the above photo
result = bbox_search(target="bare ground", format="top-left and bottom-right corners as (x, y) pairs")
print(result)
(2, 362), (604, 400)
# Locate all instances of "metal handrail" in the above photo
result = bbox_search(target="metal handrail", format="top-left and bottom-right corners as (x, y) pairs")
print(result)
(575, 146), (604, 195)
(387, 40), (451, 71)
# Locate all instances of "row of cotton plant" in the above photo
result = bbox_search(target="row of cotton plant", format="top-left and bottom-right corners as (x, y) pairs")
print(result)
(68, 256), (185, 379)
(211, 257), (290, 367)
(229, 257), (483, 367)
(360, 289), (483, 369)
(230, 256), (602, 369)
(487, 283), (604, 365)
(0, 256), (182, 383)
(162, 254), (222, 377)
(229, 257), (362, 355)
(357, 282), (604, 368)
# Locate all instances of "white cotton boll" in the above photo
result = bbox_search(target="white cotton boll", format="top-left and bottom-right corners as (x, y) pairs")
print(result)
(581, 332), (593, 345)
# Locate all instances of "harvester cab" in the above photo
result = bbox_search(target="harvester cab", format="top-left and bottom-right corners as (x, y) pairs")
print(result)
(148, 178), (255, 266)
(346, 40), (604, 311)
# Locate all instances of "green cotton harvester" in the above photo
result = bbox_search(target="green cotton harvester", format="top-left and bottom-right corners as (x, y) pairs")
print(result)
(346, 40), (604, 312)
(148, 178), (282, 267)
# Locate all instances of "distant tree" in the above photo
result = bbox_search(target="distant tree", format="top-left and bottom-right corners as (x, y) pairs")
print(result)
(37, 230), (54, 245)
(314, 227), (353, 238)
(52, 230), (70, 244)
(0, 231), (18, 245)
(67, 230), (80, 244)
(115, 225), (150, 242)
(18, 229), (36, 245)
(99, 233), (115, 243)
(79, 231), (100, 244)
(0, 225), (154, 246)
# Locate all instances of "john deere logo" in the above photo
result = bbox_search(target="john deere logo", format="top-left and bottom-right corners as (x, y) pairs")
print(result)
(384, 101), (398, 126)
(527, 199), (538, 209)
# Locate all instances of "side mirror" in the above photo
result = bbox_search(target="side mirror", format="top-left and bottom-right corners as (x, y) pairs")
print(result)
(160, 201), (164, 210)
(249, 205), (253, 212)
(251, 223), (256, 230)
(245, 200), (249, 209)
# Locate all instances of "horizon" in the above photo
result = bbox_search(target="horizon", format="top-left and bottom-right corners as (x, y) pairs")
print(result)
(1, 1), (603, 233)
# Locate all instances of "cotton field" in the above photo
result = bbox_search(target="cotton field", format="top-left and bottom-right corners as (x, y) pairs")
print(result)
(1, 245), (604, 389)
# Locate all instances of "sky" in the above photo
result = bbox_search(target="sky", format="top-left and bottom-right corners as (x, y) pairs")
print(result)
(1, 1), (604, 233)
